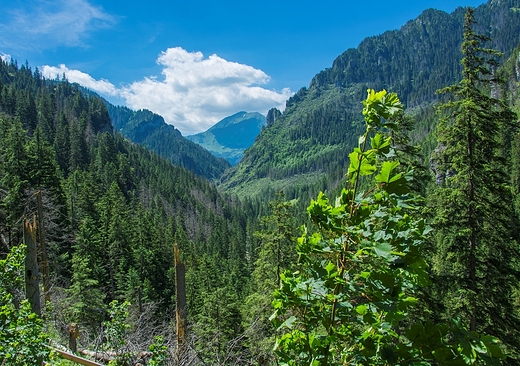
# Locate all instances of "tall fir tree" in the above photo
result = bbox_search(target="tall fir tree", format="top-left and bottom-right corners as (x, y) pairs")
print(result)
(53, 111), (70, 176)
(242, 191), (298, 363)
(430, 7), (520, 360)
(0, 116), (28, 247)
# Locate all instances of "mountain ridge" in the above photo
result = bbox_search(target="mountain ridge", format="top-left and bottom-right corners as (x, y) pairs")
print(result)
(186, 111), (266, 165)
(218, 0), (520, 199)
(105, 104), (231, 180)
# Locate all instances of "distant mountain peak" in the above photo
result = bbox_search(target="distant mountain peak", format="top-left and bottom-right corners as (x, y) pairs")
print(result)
(207, 111), (265, 131)
(187, 111), (266, 165)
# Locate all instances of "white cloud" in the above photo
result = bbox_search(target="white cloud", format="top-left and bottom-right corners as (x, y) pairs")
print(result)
(41, 48), (293, 135)
(0, 53), (11, 62)
(41, 64), (117, 96)
(120, 47), (293, 135)
(0, 0), (114, 50)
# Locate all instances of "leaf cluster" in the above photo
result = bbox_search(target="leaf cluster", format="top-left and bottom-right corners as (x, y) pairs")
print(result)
(0, 244), (49, 364)
(271, 90), (504, 365)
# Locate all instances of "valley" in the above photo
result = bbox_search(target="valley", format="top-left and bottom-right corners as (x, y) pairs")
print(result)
(2, 1), (520, 364)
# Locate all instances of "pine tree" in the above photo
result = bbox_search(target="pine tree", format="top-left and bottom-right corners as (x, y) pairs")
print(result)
(15, 90), (37, 134)
(0, 116), (28, 247)
(66, 218), (106, 330)
(430, 7), (520, 360)
(68, 115), (88, 171)
(242, 191), (298, 363)
(53, 111), (70, 175)
(35, 89), (55, 143)
(251, 191), (297, 291)
(96, 181), (130, 301)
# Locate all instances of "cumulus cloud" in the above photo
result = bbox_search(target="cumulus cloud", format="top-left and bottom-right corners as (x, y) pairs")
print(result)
(41, 64), (117, 96)
(0, 54), (11, 62)
(41, 48), (292, 135)
(120, 47), (293, 135)
(0, 0), (114, 50)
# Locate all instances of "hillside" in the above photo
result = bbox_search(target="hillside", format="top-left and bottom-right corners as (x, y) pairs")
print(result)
(3, 2), (520, 363)
(219, 0), (520, 199)
(186, 111), (266, 165)
(0, 59), (261, 363)
(106, 104), (231, 180)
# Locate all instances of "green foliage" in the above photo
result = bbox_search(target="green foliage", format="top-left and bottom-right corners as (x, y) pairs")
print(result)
(0, 58), (258, 363)
(148, 336), (168, 366)
(106, 105), (231, 180)
(242, 191), (298, 362)
(0, 244), (49, 364)
(272, 90), (504, 365)
(186, 111), (267, 165)
(187, 250), (246, 363)
(2, 7), (520, 362)
(104, 300), (131, 365)
(252, 191), (298, 291)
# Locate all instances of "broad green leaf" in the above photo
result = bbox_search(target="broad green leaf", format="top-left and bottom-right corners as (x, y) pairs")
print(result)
(360, 271), (371, 279)
(374, 242), (394, 260)
(472, 341), (487, 354)
(370, 133), (392, 154)
(375, 160), (400, 184)
(348, 150), (376, 181)
(432, 347), (453, 362)
(362, 89), (403, 126)
(481, 335), (506, 359)
(279, 316), (297, 330)
(402, 296), (418, 304)
(356, 304), (368, 315)
(325, 262), (336, 275)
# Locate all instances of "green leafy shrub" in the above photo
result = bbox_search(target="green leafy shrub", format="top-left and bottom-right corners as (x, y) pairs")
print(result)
(271, 90), (505, 365)
(0, 244), (49, 364)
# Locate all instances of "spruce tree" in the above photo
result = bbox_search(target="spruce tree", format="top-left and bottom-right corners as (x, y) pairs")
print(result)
(430, 7), (520, 359)
(242, 191), (298, 363)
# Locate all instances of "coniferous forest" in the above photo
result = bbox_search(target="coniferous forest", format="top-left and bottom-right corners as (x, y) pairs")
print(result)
(3, 1), (520, 365)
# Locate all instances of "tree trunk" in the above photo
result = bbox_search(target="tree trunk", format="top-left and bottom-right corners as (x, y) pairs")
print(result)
(175, 243), (187, 362)
(24, 216), (41, 317)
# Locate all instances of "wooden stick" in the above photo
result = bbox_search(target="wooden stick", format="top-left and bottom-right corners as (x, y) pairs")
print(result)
(47, 346), (105, 366)
(24, 216), (40, 316)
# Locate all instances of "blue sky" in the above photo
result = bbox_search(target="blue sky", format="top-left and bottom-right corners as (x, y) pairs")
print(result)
(0, 0), (486, 135)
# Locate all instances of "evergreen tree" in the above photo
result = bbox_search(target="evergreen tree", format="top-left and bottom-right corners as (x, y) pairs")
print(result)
(96, 181), (130, 301)
(242, 191), (298, 363)
(25, 128), (61, 190)
(66, 216), (106, 330)
(68, 114), (88, 171)
(15, 90), (37, 133)
(35, 88), (55, 143)
(53, 111), (70, 175)
(430, 7), (520, 360)
(252, 191), (297, 290)
(0, 116), (28, 247)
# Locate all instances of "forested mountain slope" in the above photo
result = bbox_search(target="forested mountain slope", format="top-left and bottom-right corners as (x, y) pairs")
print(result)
(0, 59), (263, 361)
(219, 0), (520, 199)
(106, 104), (231, 181)
(3, 3), (520, 361)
